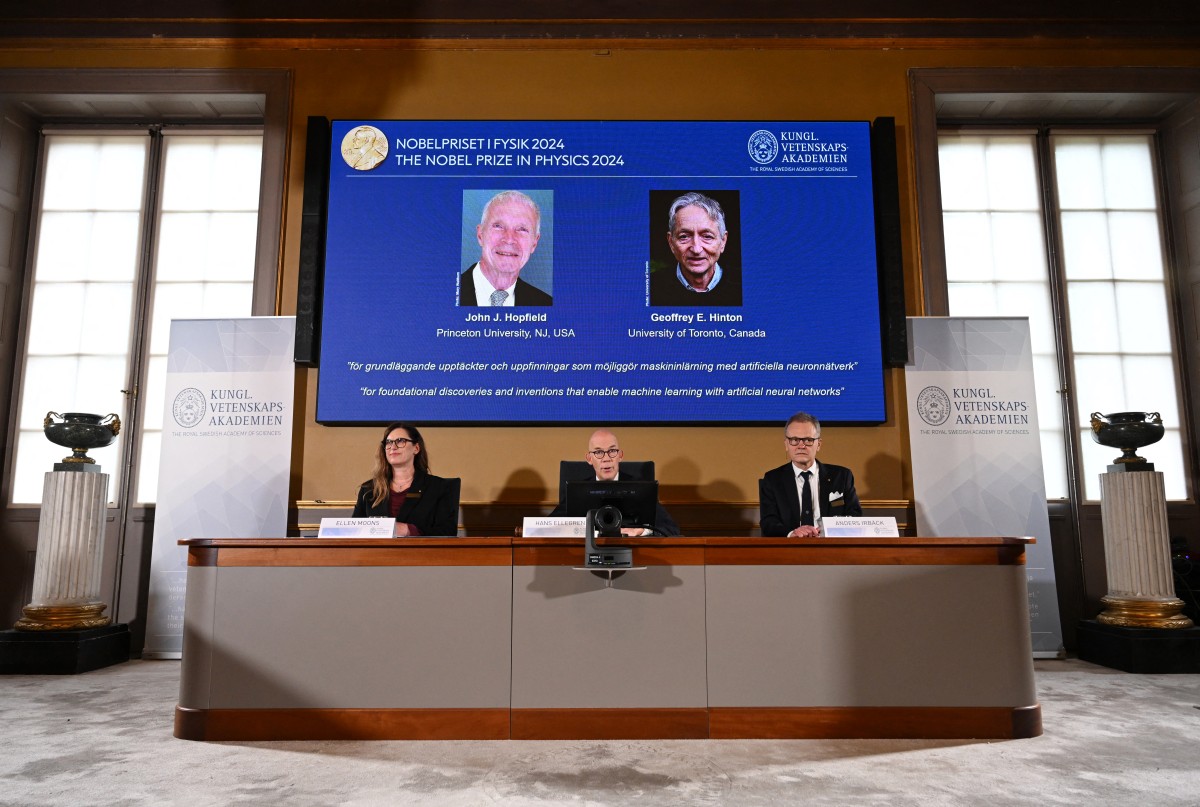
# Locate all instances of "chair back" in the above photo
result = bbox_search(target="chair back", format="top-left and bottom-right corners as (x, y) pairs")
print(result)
(441, 477), (462, 536)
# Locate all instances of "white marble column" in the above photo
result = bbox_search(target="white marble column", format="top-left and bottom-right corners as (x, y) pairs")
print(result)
(1097, 471), (1192, 628)
(14, 470), (111, 630)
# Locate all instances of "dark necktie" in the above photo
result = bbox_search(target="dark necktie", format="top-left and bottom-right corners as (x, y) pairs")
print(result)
(800, 470), (814, 527)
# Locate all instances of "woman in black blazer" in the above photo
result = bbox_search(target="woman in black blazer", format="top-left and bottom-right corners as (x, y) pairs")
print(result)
(353, 422), (460, 536)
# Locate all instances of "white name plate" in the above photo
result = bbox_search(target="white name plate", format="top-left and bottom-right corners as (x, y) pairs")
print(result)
(318, 517), (395, 538)
(820, 516), (899, 537)
(522, 516), (586, 538)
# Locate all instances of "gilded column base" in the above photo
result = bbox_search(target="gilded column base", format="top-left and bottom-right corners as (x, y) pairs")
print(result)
(1097, 595), (1194, 629)
(14, 602), (111, 631)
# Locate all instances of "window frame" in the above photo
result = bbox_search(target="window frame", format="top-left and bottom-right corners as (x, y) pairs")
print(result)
(935, 124), (1189, 502)
(8, 125), (267, 508)
(910, 67), (1200, 508)
(0, 68), (289, 509)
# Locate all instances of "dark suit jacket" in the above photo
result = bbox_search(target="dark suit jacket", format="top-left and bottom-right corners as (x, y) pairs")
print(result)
(758, 460), (862, 537)
(649, 264), (742, 306)
(549, 470), (681, 537)
(352, 471), (461, 536)
(459, 265), (552, 306)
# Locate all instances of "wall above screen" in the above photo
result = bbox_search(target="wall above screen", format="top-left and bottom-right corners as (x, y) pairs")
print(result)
(316, 120), (886, 425)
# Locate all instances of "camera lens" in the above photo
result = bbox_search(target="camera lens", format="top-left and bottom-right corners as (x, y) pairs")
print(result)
(593, 505), (623, 533)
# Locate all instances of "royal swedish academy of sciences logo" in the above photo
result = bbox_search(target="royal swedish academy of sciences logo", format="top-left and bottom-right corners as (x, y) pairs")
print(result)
(747, 130), (779, 165)
(916, 385), (951, 426)
(172, 387), (207, 428)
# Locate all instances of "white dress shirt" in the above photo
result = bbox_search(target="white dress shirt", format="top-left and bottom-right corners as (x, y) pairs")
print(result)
(471, 264), (515, 307)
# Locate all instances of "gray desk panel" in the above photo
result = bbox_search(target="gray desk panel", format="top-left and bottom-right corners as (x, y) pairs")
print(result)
(178, 566), (218, 708)
(511, 565), (707, 708)
(706, 564), (1037, 707)
(181, 565), (512, 709)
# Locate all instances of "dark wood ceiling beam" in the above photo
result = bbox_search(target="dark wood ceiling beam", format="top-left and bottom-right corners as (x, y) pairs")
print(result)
(0, 3), (1198, 41)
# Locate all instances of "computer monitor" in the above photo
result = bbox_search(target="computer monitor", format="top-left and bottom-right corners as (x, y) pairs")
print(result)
(564, 480), (658, 535)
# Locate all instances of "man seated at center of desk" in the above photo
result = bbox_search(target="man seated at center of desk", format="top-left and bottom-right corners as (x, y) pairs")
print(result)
(759, 411), (862, 538)
(550, 428), (681, 537)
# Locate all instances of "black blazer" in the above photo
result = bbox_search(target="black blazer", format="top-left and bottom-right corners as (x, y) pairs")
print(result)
(758, 461), (862, 537)
(458, 265), (552, 306)
(352, 471), (461, 537)
(549, 467), (681, 537)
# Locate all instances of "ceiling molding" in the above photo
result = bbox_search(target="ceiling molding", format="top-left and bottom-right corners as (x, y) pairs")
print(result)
(1, 3), (1198, 42)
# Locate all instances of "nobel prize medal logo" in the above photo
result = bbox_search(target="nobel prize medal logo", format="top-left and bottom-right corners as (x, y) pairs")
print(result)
(341, 125), (388, 171)
(172, 387), (207, 428)
(748, 129), (779, 165)
(916, 385), (951, 426)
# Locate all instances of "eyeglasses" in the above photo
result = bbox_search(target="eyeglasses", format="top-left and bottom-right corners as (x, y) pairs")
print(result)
(785, 436), (819, 447)
(381, 438), (414, 448)
(588, 448), (621, 459)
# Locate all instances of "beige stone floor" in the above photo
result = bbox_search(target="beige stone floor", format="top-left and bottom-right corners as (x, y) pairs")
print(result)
(1, 658), (1198, 806)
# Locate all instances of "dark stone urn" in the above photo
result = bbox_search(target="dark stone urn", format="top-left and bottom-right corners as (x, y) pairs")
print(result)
(43, 412), (121, 469)
(1089, 411), (1164, 471)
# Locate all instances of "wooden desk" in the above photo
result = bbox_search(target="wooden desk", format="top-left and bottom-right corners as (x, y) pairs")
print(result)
(175, 536), (1039, 741)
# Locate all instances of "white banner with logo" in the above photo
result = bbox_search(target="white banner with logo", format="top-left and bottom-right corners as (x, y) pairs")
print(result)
(906, 316), (1063, 656)
(143, 317), (295, 658)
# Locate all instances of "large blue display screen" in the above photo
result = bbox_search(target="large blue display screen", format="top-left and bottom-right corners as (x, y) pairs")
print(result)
(317, 120), (885, 424)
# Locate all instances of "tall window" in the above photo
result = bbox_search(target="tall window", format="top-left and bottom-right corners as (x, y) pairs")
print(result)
(939, 130), (1187, 500)
(10, 129), (263, 505)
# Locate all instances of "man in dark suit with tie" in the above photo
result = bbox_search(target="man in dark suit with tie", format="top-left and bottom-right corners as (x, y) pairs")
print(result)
(458, 190), (552, 307)
(759, 412), (862, 537)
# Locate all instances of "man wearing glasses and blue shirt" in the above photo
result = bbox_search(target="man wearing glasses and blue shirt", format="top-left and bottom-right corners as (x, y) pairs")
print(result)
(759, 412), (862, 538)
(550, 428), (680, 537)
